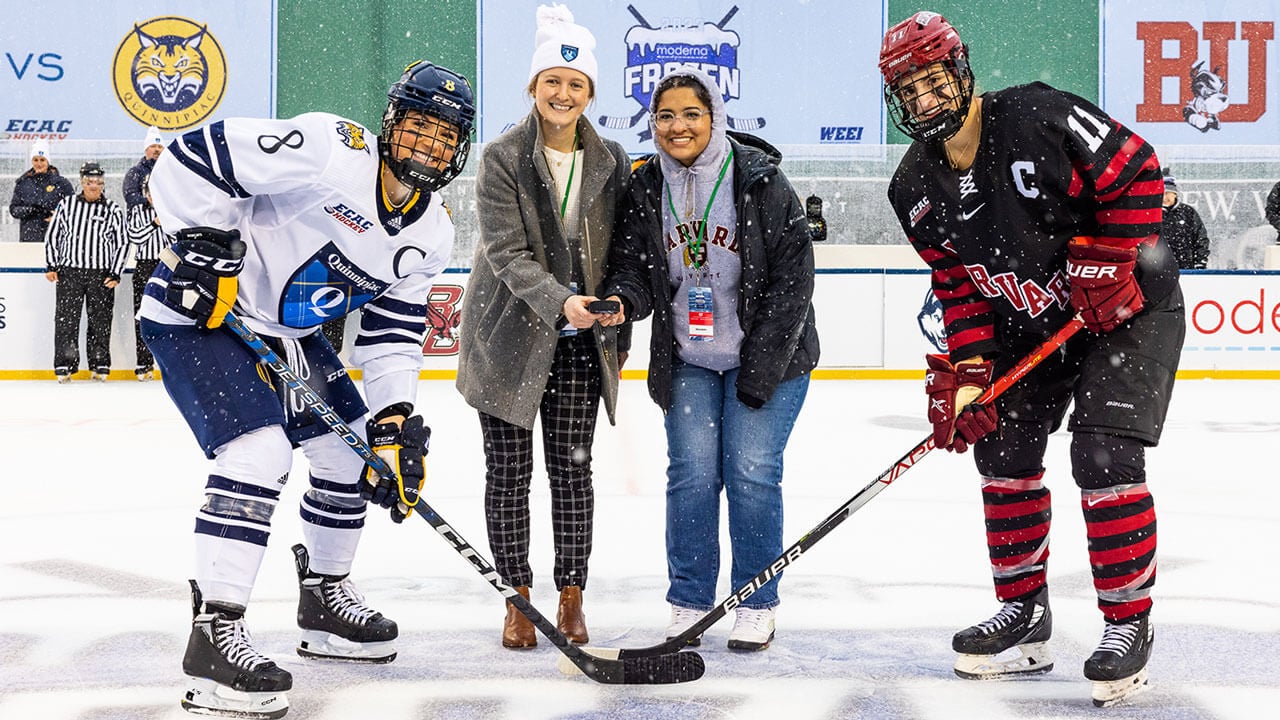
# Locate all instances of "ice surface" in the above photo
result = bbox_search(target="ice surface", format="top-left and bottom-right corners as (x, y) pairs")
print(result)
(1, 378), (1276, 719)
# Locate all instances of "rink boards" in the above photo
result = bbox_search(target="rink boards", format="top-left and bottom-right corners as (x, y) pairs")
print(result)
(1, 243), (1278, 379)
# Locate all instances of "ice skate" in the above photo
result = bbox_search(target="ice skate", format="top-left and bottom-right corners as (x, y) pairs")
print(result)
(293, 544), (397, 663)
(1085, 616), (1153, 707)
(90, 367), (109, 382)
(55, 372), (72, 384)
(136, 365), (155, 381)
(952, 587), (1054, 679)
(181, 580), (291, 719)
(665, 605), (705, 647)
(727, 607), (776, 651)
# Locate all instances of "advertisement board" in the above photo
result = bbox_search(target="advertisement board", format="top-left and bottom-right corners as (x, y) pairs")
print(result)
(1, 1), (276, 141)
(1101, 0), (1279, 145)
(478, 1), (887, 153)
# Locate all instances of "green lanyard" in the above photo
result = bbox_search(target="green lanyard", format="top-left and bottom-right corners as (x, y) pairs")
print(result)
(664, 148), (734, 272)
(558, 129), (578, 219)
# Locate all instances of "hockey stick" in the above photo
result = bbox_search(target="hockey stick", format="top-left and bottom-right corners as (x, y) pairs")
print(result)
(217, 310), (705, 684)
(727, 116), (767, 131)
(598, 106), (648, 130)
(559, 316), (1084, 670)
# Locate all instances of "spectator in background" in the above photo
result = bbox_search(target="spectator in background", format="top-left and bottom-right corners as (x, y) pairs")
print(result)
(123, 126), (164, 209)
(44, 162), (128, 382)
(1160, 170), (1210, 269)
(126, 174), (169, 380)
(9, 141), (75, 243)
(1267, 179), (1280, 244)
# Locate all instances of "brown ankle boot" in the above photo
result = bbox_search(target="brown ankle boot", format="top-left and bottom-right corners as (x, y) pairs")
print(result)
(502, 586), (536, 649)
(557, 585), (589, 644)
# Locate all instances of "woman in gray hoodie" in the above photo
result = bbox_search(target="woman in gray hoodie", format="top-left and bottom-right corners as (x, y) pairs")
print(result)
(455, 5), (630, 650)
(600, 67), (819, 651)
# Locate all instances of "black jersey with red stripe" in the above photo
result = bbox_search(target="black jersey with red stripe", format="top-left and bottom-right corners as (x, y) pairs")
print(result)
(887, 82), (1178, 361)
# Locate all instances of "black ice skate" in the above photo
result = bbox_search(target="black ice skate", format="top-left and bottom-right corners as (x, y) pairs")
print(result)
(952, 587), (1053, 680)
(293, 544), (398, 663)
(1084, 616), (1154, 707)
(181, 580), (292, 719)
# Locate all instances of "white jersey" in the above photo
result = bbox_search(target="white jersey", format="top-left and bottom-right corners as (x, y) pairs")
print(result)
(142, 111), (454, 413)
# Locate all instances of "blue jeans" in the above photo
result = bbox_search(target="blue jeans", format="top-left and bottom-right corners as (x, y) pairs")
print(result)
(664, 362), (810, 610)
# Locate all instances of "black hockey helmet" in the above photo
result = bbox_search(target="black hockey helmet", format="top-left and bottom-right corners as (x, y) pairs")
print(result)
(379, 61), (476, 193)
(879, 11), (974, 144)
(80, 161), (105, 178)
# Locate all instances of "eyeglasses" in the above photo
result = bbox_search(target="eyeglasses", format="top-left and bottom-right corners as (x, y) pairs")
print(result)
(654, 109), (710, 128)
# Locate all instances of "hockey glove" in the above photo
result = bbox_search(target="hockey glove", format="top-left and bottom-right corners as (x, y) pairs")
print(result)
(162, 227), (246, 330)
(361, 415), (430, 523)
(1066, 239), (1145, 334)
(925, 353), (998, 454)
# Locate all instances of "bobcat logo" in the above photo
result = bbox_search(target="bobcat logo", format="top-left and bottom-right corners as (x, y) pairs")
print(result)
(335, 121), (370, 153)
(113, 16), (227, 130)
(422, 285), (463, 356)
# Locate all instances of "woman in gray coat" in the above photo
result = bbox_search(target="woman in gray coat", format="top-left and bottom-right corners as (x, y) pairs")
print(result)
(455, 4), (629, 650)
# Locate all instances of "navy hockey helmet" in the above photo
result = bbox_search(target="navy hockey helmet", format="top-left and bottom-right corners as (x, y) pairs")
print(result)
(879, 11), (974, 144)
(380, 61), (476, 193)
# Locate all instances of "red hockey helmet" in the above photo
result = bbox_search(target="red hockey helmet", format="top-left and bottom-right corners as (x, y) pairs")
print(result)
(879, 11), (974, 143)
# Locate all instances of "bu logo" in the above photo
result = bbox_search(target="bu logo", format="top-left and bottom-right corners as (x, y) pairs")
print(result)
(1135, 20), (1273, 124)
(561, 44), (579, 62)
(422, 285), (463, 356)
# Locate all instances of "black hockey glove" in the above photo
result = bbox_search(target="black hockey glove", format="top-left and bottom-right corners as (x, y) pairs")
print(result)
(161, 227), (246, 330)
(361, 415), (430, 523)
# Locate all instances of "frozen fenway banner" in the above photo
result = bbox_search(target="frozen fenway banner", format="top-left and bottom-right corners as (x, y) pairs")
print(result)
(1101, 0), (1278, 145)
(478, 1), (886, 153)
(0, 0), (275, 141)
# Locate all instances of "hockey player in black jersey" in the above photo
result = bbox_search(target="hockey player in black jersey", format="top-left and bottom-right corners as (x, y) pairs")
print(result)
(880, 11), (1185, 708)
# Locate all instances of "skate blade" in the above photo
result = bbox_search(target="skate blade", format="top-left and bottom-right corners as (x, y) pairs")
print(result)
(1091, 668), (1150, 707)
(557, 646), (621, 675)
(182, 677), (288, 719)
(297, 629), (395, 663)
(954, 642), (1054, 680)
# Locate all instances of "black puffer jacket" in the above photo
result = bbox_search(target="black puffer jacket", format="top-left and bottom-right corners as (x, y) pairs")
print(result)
(9, 166), (74, 242)
(1161, 200), (1210, 269)
(604, 131), (820, 411)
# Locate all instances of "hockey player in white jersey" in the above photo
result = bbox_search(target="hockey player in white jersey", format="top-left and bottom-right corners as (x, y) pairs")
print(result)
(138, 61), (475, 719)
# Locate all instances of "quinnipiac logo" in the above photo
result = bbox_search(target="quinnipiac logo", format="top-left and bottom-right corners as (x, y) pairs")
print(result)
(112, 17), (227, 131)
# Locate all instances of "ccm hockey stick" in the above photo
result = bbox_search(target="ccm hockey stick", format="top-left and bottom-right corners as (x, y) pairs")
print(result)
(219, 311), (706, 684)
(560, 316), (1084, 671)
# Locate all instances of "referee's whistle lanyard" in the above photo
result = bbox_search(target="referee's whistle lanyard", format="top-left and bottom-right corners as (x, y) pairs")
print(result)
(664, 148), (733, 288)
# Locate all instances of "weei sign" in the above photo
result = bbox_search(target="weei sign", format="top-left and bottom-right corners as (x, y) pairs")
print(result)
(477, 0), (885, 153)
(1, 0), (274, 140)
(1102, 0), (1278, 145)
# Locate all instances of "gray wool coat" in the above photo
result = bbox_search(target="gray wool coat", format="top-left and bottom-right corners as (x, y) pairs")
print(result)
(455, 109), (631, 430)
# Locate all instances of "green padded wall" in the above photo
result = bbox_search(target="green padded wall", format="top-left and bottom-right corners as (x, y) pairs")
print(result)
(884, 0), (1099, 143)
(277, 0), (477, 128)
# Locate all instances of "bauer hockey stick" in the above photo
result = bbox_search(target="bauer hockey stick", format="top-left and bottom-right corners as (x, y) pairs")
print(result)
(218, 311), (706, 685)
(559, 315), (1085, 671)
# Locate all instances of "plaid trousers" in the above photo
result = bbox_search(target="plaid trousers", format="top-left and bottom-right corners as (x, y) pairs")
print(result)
(480, 331), (602, 590)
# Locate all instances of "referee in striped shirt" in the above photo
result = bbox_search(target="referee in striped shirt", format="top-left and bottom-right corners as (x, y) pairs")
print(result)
(44, 162), (128, 382)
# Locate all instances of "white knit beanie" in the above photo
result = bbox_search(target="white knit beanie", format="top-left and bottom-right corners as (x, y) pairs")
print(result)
(528, 4), (598, 89)
(142, 125), (163, 150)
(31, 140), (50, 160)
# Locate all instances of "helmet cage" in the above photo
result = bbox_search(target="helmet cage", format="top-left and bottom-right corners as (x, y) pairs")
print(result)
(883, 55), (973, 144)
(379, 62), (476, 193)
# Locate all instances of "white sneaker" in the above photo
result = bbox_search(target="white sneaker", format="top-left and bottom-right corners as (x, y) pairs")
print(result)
(728, 607), (776, 651)
(665, 605), (705, 647)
